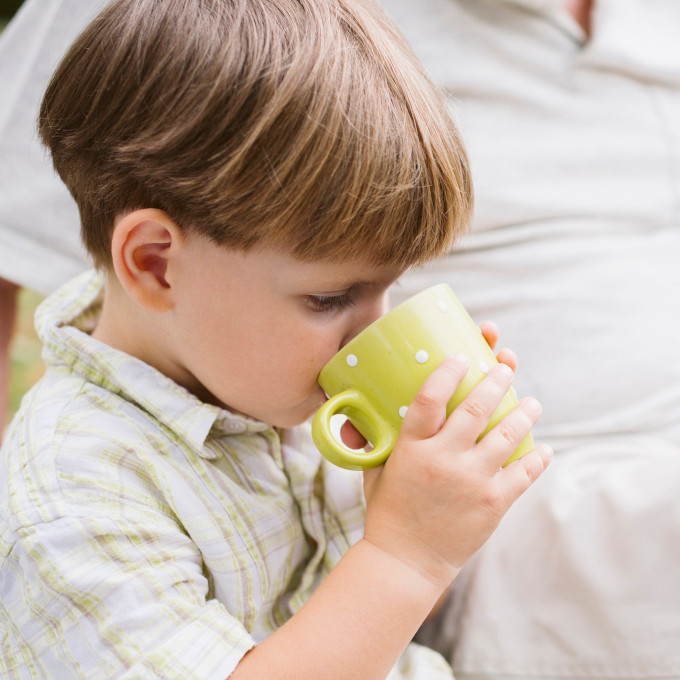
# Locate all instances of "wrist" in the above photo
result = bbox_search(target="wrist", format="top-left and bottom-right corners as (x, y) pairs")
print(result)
(358, 534), (459, 595)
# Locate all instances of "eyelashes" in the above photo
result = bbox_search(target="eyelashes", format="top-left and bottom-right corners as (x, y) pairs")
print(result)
(306, 290), (355, 313)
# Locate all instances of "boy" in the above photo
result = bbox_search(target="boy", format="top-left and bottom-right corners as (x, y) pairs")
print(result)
(0, 0), (552, 678)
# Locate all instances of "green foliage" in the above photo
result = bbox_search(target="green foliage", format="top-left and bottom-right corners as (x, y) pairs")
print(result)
(8, 290), (45, 424)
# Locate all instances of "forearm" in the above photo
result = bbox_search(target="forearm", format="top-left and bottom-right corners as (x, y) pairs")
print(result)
(230, 538), (451, 680)
(232, 355), (550, 679)
(425, 585), (452, 622)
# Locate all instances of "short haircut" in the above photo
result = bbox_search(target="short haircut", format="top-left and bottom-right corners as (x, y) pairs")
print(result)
(39, 0), (472, 270)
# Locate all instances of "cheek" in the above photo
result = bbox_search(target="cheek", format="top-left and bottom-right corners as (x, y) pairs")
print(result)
(183, 300), (342, 400)
(264, 330), (337, 393)
(271, 339), (326, 382)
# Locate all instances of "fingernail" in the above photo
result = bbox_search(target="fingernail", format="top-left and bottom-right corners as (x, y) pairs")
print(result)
(522, 397), (542, 416)
(539, 444), (554, 463)
(495, 363), (514, 378)
(449, 353), (469, 367)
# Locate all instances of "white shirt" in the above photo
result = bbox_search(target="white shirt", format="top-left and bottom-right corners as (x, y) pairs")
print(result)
(0, 0), (101, 292)
(381, 0), (680, 677)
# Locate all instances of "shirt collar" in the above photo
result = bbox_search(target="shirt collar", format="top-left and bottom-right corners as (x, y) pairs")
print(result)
(36, 270), (270, 458)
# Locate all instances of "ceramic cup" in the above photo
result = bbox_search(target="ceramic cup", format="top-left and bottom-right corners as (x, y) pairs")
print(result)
(311, 284), (535, 470)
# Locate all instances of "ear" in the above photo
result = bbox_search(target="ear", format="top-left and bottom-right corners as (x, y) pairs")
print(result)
(111, 209), (184, 312)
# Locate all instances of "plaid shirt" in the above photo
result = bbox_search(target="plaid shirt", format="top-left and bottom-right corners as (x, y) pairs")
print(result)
(0, 270), (452, 680)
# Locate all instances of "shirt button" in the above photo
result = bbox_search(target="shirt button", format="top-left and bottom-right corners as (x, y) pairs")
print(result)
(225, 421), (247, 434)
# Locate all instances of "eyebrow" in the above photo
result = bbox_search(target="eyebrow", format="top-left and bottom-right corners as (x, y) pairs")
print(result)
(314, 274), (401, 294)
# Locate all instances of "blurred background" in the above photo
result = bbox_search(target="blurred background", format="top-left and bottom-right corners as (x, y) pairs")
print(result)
(5, 290), (44, 428)
(0, 0), (45, 429)
(0, 0), (23, 27)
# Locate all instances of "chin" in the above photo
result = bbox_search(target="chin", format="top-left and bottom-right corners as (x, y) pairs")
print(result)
(267, 415), (306, 429)
(270, 395), (326, 429)
(275, 411), (315, 429)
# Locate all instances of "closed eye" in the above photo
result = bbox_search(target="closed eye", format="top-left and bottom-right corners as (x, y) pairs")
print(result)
(306, 290), (355, 313)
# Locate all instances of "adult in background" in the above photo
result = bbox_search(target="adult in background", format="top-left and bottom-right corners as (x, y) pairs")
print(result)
(0, 0), (98, 435)
(381, 0), (680, 677)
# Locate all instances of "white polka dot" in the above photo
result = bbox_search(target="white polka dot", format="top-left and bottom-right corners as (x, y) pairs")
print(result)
(415, 350), (429, 364)
(479, 361), (489, 374)
(399, 406), (408, 418)
(346, 354), (358, 367)
(437, 300), (449, 313)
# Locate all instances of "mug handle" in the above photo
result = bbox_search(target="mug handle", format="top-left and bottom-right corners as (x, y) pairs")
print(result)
(311, 389), (396, 470)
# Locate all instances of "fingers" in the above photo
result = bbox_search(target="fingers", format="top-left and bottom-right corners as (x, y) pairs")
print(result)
(496, 444), (553, 505)
(397, 351), (546, 489)
(441, 362), (515, 446)
(474, 396), (543, 473)
(495, 347), (517, 371)
(400, 354), (470, 440)
(480, 321), (517, 371)
(479, 321), (499, 349)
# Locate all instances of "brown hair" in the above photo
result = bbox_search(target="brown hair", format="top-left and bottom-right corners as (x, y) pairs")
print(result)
(39, 0), (472, 269)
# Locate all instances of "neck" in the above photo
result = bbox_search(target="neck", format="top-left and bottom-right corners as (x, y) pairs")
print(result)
(92, 276), (146, 359)
(91, 275), (217, 405)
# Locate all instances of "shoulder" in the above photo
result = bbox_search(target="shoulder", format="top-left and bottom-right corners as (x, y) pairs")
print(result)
(2, 370), (180, 532)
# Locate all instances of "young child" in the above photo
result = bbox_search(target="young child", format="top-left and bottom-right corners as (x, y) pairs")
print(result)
(0, 0), (552, 678)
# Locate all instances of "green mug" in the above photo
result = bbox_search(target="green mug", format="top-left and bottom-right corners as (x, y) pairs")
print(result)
(311, 284), (534, 470)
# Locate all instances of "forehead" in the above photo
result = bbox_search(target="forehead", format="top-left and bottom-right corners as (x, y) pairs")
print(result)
(266, 250), (405, 292)
(183, 233), (406, 293)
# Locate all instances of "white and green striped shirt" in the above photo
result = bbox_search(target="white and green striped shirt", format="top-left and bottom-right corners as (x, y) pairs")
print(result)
(0, 270), (452, 679)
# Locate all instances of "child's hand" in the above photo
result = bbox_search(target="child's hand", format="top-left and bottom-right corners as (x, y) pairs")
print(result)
(362, 354), (552, 589)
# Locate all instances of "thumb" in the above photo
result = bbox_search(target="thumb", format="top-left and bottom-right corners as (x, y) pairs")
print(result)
(340, 418), (368, 449)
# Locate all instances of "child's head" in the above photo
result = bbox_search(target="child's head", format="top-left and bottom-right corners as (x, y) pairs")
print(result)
(39, 0), (471, 272)
(38, 0), (474, 427)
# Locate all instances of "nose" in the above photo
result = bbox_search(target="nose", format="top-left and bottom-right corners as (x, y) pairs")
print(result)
(339, 290), (389, 349)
